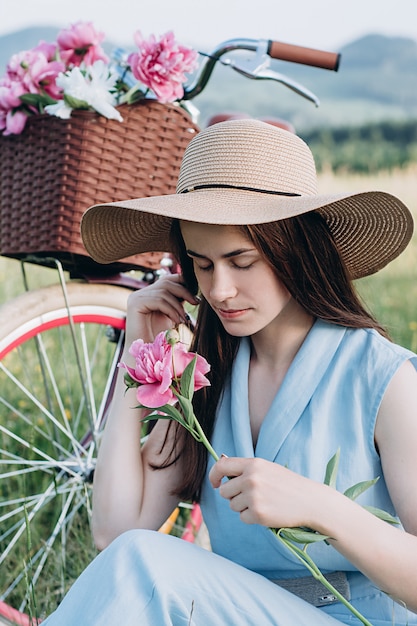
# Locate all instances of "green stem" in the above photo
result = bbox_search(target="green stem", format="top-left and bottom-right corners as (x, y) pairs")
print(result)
(274, 532), (373, 626)
(192, 417), (219, 462)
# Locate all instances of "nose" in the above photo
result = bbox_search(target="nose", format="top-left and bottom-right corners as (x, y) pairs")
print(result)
(208, 266), (238, 302)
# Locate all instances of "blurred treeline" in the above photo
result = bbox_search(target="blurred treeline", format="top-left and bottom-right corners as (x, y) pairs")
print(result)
(301, 119), (417, 173)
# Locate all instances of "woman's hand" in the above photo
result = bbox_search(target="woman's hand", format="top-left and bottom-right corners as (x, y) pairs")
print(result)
(125, 273), (199, 346)
(209, 456), (321, 529)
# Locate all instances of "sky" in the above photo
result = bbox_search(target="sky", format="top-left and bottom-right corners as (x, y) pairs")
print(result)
(1, 0), (417, 52)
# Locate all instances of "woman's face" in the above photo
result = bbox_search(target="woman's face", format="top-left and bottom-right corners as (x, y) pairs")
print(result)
(180, 221), (292, 338)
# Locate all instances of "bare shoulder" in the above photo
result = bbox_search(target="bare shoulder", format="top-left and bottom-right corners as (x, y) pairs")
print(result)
(376, 359), (417, 533)
(377, 358), (417, 421)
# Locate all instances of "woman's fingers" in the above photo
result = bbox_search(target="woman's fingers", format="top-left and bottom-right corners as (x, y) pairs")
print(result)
(208, 456), (244, 488)
(131, 276), (196, 314)
(125, 274), (199, 341)
(209, 456), (319, 528)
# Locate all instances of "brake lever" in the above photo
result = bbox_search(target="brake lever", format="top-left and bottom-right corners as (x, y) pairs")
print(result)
(230, 63), (320, 107)
(220, 40), (320, 107)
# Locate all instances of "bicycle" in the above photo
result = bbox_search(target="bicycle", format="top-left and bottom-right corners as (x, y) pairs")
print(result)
(0, 36), (340, 623)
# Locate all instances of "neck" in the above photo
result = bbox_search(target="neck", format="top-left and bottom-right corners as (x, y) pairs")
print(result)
(250, 299), (314, 371)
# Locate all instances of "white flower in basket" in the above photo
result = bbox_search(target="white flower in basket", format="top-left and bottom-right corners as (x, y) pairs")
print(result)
(45, 60), (123, 121)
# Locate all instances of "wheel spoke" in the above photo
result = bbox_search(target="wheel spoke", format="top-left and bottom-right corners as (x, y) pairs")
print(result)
(0, 363), (87, 458)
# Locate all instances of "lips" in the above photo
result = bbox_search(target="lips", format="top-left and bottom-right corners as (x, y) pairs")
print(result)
(216, 307), (249, 319)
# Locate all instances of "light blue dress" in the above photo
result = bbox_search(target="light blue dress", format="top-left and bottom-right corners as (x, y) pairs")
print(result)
(43, 320), (417, 625)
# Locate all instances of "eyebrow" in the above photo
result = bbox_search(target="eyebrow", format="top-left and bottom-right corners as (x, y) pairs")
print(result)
(186, 247), (256, 260)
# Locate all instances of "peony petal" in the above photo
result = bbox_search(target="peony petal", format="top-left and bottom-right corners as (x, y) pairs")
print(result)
(137, 383), (174, 408)
(4, 109), (28, 135)
(117, 362), (143, 384)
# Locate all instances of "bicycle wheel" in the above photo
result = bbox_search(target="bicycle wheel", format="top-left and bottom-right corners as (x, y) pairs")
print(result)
(0, 281), (130, 620)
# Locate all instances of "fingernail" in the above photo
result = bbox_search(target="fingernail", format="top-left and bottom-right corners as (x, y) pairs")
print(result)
(221, 453), (228, 459)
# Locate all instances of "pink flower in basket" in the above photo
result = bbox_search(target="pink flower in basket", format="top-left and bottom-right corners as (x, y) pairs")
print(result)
(0, 22), (198, 135)
(119, 330), (210, 408)
(128, 31), (199, 103)
(6, 47), (65, 100)
(57, 21), (108, 67)
(0, 102), (26, 135)
(0, 77), (25, 109)
(0, 76), (27, 134)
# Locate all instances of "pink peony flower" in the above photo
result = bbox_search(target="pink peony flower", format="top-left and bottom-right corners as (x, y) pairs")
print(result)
(120, 331), (210, 408)
(127, 31), (198, 103)
(6, 48), (65, 99)
(0, 76), (25, 109)
(0, 77), (28, 134)
(57, 21), (109, 67)
(33, 41), (58, 61)
(0, 108), (28, 135)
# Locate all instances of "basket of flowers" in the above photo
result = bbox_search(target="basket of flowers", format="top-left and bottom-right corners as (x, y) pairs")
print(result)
(0, 23), (200, 274)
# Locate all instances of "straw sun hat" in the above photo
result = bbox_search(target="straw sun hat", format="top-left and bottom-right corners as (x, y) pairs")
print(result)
(81, 119), (413, 279)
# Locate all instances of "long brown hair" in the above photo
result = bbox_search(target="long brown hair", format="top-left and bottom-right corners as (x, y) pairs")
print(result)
(160, 212), (387, 501)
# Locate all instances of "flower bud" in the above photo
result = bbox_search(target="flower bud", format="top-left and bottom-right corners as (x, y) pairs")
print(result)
(165, 328), (180, 346)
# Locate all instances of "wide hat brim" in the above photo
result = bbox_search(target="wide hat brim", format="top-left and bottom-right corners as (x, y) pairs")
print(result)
(81, 187), (413, 280)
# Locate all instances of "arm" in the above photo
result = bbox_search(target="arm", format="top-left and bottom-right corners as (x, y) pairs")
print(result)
(210, 360), (417, 612)
(92, 274), (198, 550)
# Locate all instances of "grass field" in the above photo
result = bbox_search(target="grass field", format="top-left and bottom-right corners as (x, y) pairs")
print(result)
(318, 167), (417, 350)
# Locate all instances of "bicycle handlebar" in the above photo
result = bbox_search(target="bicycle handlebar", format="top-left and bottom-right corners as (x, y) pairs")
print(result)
(267, 40), (340, 71)
(182, 38), (341, 104)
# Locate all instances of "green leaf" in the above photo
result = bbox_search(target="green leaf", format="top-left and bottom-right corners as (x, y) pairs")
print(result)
(344, 477), (379, 501)
(123, 372), (138, 389)
(180, 357), (197, 399)
(19, 92), (56, 107)
(119, 85), (146, 105)
(140, 403), (185, 424)
(362, 505), (400, 525)
(64, 94), (90, 109)
(142, 413), (172, 423)
(324, 448), (340, 488)
(175, 393), (195, 424)
(278, 527), (330, 545)
(142, 413), (189, 429)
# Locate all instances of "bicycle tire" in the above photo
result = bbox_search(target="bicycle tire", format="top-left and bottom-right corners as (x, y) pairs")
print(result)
(0, 281), (131, 620)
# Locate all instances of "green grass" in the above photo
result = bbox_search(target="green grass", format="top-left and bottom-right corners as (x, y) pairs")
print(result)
(358, 254), (417, 350)
(318, 167), (417, 351)
(0, 257), (67, 306)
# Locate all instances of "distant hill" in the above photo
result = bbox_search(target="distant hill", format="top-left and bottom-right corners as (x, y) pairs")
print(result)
(1, 28), (417, 130)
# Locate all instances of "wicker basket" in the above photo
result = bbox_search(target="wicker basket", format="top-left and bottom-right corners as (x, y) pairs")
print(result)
(0, 100), (199, 275)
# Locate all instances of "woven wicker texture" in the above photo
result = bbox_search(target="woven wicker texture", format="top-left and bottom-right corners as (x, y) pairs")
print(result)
(0, 100), (199, 274)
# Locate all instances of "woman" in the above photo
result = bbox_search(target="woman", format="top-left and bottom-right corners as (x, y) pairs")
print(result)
(44, 119), (417, 625)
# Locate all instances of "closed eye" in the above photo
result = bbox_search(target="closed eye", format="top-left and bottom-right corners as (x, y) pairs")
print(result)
(195, 263), (213, 272)
(195, 261), (254, 272)
(233, 263), (254, 270)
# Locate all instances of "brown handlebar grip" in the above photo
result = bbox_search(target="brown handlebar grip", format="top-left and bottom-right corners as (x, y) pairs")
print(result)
(267, 41), (341, 71)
